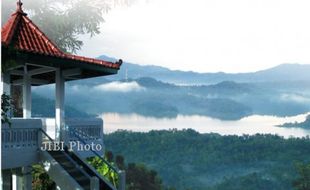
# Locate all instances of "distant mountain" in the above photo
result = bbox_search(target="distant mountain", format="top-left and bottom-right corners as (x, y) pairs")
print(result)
(32, 56), (310, 120)
(32, 93), (92, 118)
(98, 55), (310, 84)
(34, 73), (310, 120)
(280, 115), (310, 129)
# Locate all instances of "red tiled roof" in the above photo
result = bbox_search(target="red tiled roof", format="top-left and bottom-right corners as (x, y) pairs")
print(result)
(1, 2), (121, 70)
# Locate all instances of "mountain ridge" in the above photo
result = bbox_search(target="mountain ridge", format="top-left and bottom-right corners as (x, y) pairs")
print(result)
(32, 56), (310, 120)
(99, 55), (310, 84)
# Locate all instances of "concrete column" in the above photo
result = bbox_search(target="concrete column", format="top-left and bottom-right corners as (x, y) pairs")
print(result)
(2, 72), (11, 95)
(22, 166), (32, 190)
(90, 176), (99, 190)
(1, 169), (12, 190)
(23, 66), (31, 119)
(118, 170), (126, 190)
(55, 68), (65, 142)
(12, 168), (23, 190)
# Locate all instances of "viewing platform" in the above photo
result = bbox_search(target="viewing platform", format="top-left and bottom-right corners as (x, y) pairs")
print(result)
(1, 118), (125, 190)
(1, 1), (124, 189)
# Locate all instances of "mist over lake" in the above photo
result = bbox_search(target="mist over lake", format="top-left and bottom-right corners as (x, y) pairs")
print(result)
(102, 112), (310, 138)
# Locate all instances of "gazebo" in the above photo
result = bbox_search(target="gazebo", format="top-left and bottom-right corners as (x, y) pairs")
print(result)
(1, 1), (124, 190)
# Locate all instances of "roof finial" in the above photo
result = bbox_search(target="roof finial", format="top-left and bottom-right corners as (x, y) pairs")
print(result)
(17, 0), (23, 12)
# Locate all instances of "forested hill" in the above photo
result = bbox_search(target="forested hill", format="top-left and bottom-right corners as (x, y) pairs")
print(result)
(280, 115), (310, 129)
(31, 93), (92, 118)
(33, 76), (310, 120)
(105, 130), (310, 190)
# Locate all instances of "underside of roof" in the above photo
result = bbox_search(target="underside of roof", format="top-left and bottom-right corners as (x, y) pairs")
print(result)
(1, 2), (122, 85)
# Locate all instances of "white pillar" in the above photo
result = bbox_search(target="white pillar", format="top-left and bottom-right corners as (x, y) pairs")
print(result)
(55, 68), (65, 142)
(23, 66), (31, 119)
(1, 72), (11, 95)
(22, 166), (32, 190)
(12, 169), (23, 190)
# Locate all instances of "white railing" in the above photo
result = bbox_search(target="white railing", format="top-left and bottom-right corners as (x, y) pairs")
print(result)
(66, 118), (103, 141)
(1, 119), (42, 169)
(65, 118), (105, 157)
(1, 118), (105, 168)
(40, 118), (104, 142)
(1, 128), (39, 149)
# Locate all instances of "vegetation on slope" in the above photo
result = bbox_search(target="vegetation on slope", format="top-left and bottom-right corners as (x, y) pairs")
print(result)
(32, 151), (166, 190)
(31, 93), (92, 118)
(105, 129), (310, 190)
(280, 115), (310, 129)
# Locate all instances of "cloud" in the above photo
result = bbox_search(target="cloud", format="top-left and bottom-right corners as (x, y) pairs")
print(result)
(280, 93), (310, 103)
(94, 81), (145, 92)
(78, 0), (310, 73)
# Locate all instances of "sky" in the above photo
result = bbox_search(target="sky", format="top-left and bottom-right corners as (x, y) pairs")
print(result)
(78, 0), (310, 73)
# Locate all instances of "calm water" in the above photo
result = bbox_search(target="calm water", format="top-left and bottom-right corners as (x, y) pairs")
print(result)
(101, 113), (310, 138)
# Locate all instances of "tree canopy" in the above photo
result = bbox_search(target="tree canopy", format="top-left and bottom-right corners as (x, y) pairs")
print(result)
(2, 0), (136, 53)
(105, 129), (310, 190)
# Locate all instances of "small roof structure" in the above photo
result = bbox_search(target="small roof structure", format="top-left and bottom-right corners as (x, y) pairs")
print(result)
(2, 1), (122, 85)
(1, 1), (123, 139)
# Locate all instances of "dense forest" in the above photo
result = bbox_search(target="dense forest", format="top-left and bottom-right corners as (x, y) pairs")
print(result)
(105, 129), (310, 190)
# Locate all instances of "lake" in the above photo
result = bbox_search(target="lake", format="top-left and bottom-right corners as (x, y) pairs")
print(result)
(101, 113), (310, 138)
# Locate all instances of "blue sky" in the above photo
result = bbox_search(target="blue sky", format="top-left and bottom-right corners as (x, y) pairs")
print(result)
(78, 0), (310, 73)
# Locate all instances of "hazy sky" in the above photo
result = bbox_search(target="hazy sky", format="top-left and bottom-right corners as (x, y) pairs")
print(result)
(78, 0), (310, 73)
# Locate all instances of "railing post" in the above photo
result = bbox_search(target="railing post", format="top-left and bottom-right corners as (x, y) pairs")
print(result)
(38, 128), (42, 149)
(118, 170), (126, 190)
(63, 124), (69, 147)
(90, 176), (99, 190)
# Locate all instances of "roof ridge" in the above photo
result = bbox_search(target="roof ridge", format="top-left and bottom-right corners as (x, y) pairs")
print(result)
(21, 16), (64, 55)
(1, 2), (122, 70)
(1, 13), (22, 46)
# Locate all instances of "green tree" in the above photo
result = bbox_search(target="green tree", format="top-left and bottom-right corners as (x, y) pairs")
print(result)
(105, 130), (310, 190)
(1, 93), (13, 127)
(126, 163), (164, 190)
(2, 0), (137, 53)
(116, 155), (126, 170)
(88, 151), (166, 190)
(293, 162), (310, 190)
(2, 0), (107, 53)
(88, 151), (119, 187)
(32, 165), (56, 190)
